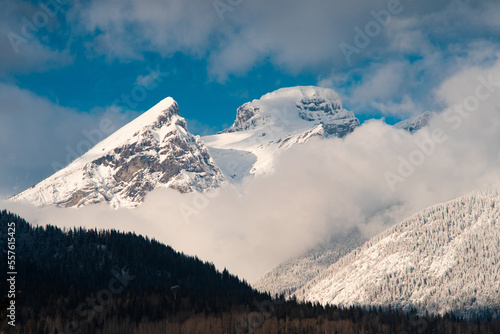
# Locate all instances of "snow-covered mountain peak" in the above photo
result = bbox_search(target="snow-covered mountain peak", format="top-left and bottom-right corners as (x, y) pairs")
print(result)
(76, 97), (186, 165)
(12, 97), (224, 208)
(125, 96), (179, 129)
(259, 86), (343, 111)
(203, 86), (360, 181)
(222, 86), (355, 134)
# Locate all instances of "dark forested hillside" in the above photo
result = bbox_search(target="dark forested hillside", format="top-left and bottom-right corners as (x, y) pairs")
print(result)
(0, 210), (266, 333)
(1, 210), (499, 334)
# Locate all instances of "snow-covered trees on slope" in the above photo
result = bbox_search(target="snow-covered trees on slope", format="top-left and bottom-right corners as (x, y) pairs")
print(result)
(295, 188), (500, 319)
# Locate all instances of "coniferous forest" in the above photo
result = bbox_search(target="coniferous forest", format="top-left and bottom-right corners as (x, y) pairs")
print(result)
(1, 210), (500, 334)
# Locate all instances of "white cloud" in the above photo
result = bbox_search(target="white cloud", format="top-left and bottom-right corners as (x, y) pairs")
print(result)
(480, 1), (500, 30)
(350, 62), (407, 104)
(385, 17), (434, 55)
(371, 95), (421, 117)
(3, 0), (499, 84)
(321, 31), (500, 119)
(72, 0), (218, 60)
(435, 58), (500, 106)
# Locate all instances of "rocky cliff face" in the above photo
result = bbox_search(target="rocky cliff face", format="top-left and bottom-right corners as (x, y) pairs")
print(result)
(12, 98), (225, 208)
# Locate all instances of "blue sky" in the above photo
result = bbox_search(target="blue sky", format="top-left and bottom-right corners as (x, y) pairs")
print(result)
(1, 0), (500, 196)
(15, 53), (321, 133)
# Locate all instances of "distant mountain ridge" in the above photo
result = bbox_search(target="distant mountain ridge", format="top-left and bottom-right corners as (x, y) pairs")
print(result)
(7, 85), (500, 323)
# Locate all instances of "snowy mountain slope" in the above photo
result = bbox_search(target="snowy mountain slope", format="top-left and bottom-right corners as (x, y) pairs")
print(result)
(12, 98), (225, 208)
(394, 111), (435, 134)
(203, 86), (359, 180)
(252, 228), (367, 297)
(294, 187), (500, 319)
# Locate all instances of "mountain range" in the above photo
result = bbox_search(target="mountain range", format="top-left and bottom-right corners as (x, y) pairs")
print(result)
(12, 86), (363, 207)
(12, 86), (426, 208)
(9, 85), (499, 320)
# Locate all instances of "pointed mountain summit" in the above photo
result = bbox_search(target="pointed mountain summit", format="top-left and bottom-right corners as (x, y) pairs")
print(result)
(12, 98), (225, 208)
